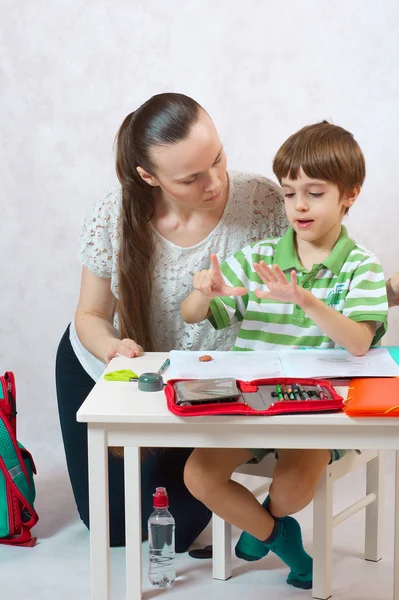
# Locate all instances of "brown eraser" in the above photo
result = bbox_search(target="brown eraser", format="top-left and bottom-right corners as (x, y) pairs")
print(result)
(199, 355), (213, 362)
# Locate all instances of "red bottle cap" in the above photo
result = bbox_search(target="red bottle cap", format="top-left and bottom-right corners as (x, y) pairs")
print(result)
(153, 487), (169, 508)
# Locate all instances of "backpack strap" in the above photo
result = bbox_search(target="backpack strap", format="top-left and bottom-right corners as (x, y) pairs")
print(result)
(0, 409), (31, 483)
(0, 524), (37, 547)
(0, 456), (38, 546)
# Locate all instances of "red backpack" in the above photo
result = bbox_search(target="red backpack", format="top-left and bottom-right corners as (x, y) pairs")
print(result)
(0, 372), (39, 546)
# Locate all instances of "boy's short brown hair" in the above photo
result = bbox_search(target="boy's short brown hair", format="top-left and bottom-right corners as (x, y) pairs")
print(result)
(273, 121), (366, 194)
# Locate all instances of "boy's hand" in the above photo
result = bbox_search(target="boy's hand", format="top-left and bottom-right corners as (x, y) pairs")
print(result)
(253, 262), (306, 305)
(193, 254), (248, 299)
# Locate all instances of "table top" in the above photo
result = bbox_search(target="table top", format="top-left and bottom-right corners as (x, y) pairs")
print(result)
(77, 351), (399, 431)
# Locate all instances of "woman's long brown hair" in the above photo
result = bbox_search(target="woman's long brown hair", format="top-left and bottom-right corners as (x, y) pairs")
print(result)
(115, 93), (202, 351)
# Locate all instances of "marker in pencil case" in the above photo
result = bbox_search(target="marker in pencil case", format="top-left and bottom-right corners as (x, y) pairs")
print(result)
(271, 385), (286, 401)
(280, 383), (290, 401)
(296, 383), (310, 400)
(275, 385), (284, 400)
(291, 385), (302, 401)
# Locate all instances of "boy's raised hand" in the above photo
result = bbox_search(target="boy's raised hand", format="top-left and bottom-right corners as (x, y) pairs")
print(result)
(253, 262), (305, 305)
(193, 254), (248, 299)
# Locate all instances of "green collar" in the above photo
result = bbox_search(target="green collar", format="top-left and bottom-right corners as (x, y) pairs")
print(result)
(274, 225), (357, 275)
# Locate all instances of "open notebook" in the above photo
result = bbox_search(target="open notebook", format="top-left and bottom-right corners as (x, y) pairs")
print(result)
(167, 348), (399, 382)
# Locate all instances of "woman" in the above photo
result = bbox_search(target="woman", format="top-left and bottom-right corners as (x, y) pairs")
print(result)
(55, 92), (287, 550)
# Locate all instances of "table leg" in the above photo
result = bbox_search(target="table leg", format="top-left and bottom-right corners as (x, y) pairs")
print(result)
(87, 426), (110, 600)
(394, 450), (399, 600)
(124, 446), (142, 600)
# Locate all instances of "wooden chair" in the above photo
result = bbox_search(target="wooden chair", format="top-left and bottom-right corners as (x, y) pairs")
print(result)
(212, 450), (383, 599)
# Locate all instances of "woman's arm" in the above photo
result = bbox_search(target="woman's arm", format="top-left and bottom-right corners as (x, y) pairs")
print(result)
(387, 272), (399, 307)
(74, 267), (143, 363)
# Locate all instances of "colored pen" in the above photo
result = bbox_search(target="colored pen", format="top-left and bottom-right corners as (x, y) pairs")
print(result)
(317, 384), (326, 399)
(275, 384), (284, 401)
(296, 383), (310, 400)
(280, 383), (290, 401)
(292, 385), (301, 401)
(286, 385), (296, 400)
(157, 358), (170, 375)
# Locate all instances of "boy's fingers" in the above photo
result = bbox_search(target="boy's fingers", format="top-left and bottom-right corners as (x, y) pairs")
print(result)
(260, 261), (277, 280)
(205, 272), (215, 293)
(210, 254), (221, 274)
(254, 262), (274, 283)
(290, 270), (297, 287)
(228, 286), (248, 296)
(255, 289), (271, 299)
(272, 264), (288, 283)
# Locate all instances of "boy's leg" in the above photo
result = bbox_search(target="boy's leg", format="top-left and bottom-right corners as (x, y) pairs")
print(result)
(184, 448), (275, 540)
(236, 448), (331, 558)
(184, 448), (314, 589)
(269, 449), (331, 517)
(234, 449), (331, 589)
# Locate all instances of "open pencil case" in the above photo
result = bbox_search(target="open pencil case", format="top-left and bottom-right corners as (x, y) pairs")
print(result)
(164, 377), (344, 417)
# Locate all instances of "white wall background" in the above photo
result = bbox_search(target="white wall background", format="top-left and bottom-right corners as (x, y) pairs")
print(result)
(1, 0), (399, 533)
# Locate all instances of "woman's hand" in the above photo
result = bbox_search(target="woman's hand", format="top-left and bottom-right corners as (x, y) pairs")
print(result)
(105, 338), (144, 364)
(253, 262), (305, 305)
(193, 254), (247, 299)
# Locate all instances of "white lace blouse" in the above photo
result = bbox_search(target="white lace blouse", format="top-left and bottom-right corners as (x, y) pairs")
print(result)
(69, 171), (288, 381)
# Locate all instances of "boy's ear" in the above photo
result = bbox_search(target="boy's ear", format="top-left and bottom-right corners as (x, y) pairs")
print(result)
(136, 166), (160, 187)
(342, 185), (361, 209)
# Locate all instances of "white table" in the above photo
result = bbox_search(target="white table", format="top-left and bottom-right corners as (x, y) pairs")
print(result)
(77, 352), (399, 600)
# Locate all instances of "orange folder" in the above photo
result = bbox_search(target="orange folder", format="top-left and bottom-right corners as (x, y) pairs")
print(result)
(344, 378), (399, 417)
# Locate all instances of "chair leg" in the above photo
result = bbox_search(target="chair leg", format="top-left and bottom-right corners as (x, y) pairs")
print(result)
(212, 513), (232, 580)
(312, 468), (333, 600)
(365, 452), (383, 562)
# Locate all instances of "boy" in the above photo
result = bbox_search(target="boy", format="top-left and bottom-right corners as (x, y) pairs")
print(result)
(181, 122), (388, 590)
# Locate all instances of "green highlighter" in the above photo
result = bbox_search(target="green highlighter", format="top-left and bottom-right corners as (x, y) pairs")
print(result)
(275, 384), (284, 401)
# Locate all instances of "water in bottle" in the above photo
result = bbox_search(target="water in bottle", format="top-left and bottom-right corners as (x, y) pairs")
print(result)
(148, 487), (176, 587)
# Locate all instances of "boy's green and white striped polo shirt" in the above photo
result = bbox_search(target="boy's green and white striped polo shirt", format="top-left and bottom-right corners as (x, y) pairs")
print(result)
(209, 226), (388, 351)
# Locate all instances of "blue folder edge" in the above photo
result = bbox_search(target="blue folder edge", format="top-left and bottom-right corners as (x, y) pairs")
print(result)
(387, 346), (399, 366)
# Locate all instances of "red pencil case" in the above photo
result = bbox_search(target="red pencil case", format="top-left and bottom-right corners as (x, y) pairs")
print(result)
(165, 377), (344, 417)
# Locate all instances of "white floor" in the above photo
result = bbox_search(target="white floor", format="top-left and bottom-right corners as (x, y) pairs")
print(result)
(2, 452), (395, 600)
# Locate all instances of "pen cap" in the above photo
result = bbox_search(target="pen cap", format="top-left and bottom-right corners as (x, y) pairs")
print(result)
(138, 372), (164, 392)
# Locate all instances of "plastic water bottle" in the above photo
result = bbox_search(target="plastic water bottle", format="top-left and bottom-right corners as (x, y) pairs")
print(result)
(148, 487), (176, 587)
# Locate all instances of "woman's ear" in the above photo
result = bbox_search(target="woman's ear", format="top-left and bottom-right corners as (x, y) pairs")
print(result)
(136, 166), (160, 187)
(342, 185), (361, 209)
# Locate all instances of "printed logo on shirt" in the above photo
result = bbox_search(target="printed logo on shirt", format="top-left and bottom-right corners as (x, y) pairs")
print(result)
(327, 283), (346, 307)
